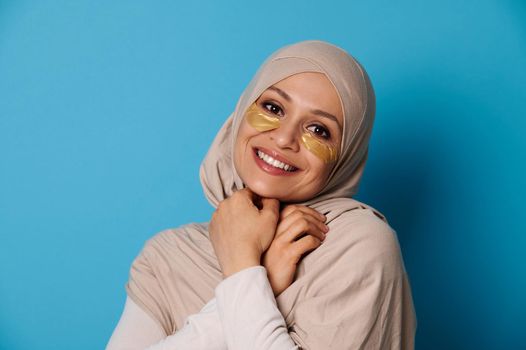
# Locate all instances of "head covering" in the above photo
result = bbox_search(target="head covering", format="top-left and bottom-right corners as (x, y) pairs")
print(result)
(126, 40), (416, 348)
(200, 40), (375, 211)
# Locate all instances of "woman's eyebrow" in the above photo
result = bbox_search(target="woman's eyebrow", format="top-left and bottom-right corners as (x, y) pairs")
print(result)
(268, 86), (291, 102)
(311, 109), (342, 128)
(268, 86), (342, 129)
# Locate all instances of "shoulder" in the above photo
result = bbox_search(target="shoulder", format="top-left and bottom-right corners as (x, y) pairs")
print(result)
(131, 222), (211, 269)
(140, 222), (209, 251)
(325, 202), (406, 279)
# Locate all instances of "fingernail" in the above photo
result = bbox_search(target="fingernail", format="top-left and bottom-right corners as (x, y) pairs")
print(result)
(323, 224), (329, 232)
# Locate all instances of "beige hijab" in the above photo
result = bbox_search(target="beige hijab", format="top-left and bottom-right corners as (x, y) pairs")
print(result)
(126, 40), (416, 349)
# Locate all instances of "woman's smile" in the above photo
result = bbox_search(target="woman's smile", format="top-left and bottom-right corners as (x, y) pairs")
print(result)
(252, 146), (300, 176)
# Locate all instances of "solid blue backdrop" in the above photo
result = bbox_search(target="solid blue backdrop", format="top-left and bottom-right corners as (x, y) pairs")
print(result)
(1, 0), (524, 349)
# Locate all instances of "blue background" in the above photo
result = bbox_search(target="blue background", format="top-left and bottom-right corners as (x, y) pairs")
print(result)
(1, 1), (525, 349)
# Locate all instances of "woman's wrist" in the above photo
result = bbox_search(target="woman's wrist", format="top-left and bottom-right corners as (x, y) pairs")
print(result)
(221, 246), (262, 278)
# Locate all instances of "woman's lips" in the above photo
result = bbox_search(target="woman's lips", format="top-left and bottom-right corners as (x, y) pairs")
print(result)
(256, 146), (300, 168)
(252, 147), (301, 176)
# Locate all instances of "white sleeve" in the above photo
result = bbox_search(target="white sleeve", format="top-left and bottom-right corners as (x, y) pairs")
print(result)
(106, 296), (165, 350)
(106, 296), (227, 350)
(215, 266), (300, 350)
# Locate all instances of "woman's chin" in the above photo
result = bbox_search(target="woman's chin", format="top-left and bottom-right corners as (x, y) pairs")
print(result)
(244, 183), (309, 203)
(245, 183), (288, 201)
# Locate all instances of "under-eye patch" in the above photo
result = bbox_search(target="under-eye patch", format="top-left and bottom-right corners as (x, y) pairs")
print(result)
(245, 103), (280, 132)
(245, 102), (338, 163)
(300, 133), (338, 163)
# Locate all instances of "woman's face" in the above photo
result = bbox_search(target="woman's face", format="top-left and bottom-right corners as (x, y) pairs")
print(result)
(234, 72), (344, 202)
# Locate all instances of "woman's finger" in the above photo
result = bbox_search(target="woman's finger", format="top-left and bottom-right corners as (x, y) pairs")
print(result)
(277, 214), (327, 243)
(279, 208), (327, 234)
(280, 204), (326, 222)
(288, 235), (323, 264)
(277, 209), (328, 237)
(235, 187), (260, 207)
(261, 197), (280, 220)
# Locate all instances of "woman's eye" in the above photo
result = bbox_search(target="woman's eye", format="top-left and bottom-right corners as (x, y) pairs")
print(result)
(262, 102), (283, 116)
(307, 124), (331, 139)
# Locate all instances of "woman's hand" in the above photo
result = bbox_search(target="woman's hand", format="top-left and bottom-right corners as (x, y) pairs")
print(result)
(262, 204), (329, 296)
(209, 188), (280, 278)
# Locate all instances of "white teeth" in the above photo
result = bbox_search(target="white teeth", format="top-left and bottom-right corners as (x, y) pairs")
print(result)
(257, 150), (295, 171)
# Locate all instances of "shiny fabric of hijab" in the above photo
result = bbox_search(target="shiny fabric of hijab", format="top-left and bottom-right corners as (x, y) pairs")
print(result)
(126, 40), (417, 349)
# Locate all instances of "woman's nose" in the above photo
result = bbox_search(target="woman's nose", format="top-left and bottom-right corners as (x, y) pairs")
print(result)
(269, 121), (300, 152)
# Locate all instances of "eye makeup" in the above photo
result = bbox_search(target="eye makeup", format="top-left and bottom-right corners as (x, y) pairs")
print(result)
(244, 102), (339, 163)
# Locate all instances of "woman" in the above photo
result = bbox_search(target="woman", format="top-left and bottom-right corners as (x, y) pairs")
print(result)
(107, 40), (417, 349)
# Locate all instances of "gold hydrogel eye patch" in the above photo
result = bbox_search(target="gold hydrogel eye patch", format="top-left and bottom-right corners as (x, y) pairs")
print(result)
(244, 102), (338, 163)
(245, 103), (280, 132)
(301, 133), (338, 163)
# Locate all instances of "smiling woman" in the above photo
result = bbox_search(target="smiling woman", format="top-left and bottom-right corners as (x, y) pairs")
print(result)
(106, 40), (417, 350)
